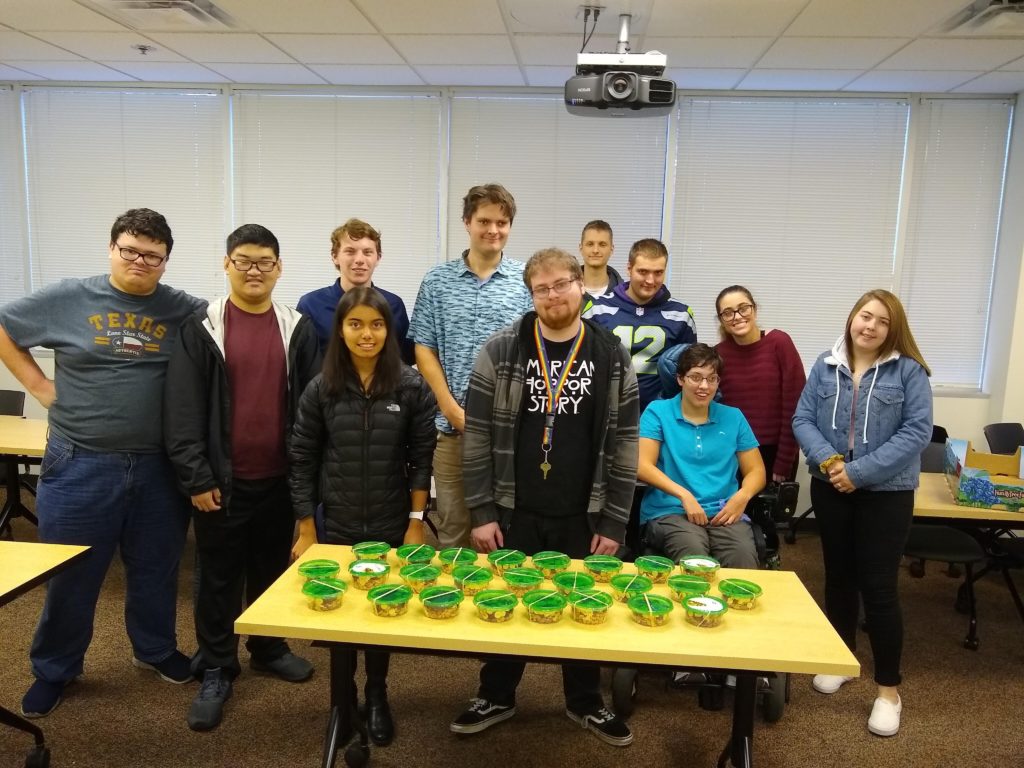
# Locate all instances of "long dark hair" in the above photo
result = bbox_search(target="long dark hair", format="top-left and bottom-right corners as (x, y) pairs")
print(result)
(322, 286), (403, 398)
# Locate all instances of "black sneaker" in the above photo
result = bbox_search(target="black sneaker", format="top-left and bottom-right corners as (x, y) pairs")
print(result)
(187, 668), (232, 732)
(566, 706), (633, 747)
(449, 698), (516, 734)
(250, 652), (314, 683)
(133, 650), (194, 684)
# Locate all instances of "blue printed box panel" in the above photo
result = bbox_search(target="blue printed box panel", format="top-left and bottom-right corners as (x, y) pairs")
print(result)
(944, 439), (1024, 512)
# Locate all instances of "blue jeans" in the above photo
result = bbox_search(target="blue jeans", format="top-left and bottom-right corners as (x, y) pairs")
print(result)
(31, 431), (190, 683)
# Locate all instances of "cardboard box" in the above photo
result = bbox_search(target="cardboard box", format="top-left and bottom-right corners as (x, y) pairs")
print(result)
(944, 438), (1024, 512)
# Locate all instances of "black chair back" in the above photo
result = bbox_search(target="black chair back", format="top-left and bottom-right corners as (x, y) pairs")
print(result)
(0, 389), (26, 417)
(931, 424), (948, 444)
(920, 442), (946, 474)
(983, 422), (1024, 455)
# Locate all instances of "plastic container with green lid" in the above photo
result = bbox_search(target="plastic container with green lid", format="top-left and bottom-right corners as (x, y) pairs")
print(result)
(634, 555), (675, 583)
(438, 547), (477, 574)
(531, 551), (571, 578)
(718, 578), (763, 610)
(367, 584), (413, 617)
(419, 585), (464, 619)
(473, 589), (518, 623)
(396, 543), (436, 566)
(302, 577), (347, 611)
(551, 570), (596, 595)
(399, 563), (441, 593)
(502, 567), (545, 597)
(610, 573), (653, 603)
(348, 559), (391, 590)
(351, 541), (391, 561)
(522, 589), (567, 624)
(567, 589), (614, 625)
(582, 554), (623, 582)
(679, 555), (721, 583)
(627, 593), (675, 627)
(453, 565), (493, 595)
(683, 595), (728, 627)
(487, 549), (527, 575)
(667, 573), (711, 602)
(297, 558), (340, 583)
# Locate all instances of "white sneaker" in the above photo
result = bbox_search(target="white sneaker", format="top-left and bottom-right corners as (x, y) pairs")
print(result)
(868, 696), (902, 737)
(812, 674), (853, 694)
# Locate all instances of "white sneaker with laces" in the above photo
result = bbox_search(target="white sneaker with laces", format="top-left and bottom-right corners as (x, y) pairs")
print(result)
(868, 696), (902, 737)
(812, 674), (853, 694)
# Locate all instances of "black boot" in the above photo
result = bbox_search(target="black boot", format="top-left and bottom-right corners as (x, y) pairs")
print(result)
(365, 685), (394, 746)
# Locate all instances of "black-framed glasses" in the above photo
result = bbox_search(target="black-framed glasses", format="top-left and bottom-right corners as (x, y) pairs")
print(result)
(531, 278), (578, 299)
(718, 303), (754, 321)
(115, 244), (166, 268)
(683, 373), (720, 386)
(228, 257), (279, 273)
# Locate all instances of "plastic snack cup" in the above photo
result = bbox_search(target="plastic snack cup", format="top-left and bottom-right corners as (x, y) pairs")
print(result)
(502, 567), (545, 597)
(567, 589), (614, 625)
(348, 559), (391, 590)
(634, 555), (675, 583)
(531, 551), (571, 578)
(627, 593), (674, 627)
(473, 589), (518, 623)
(367, 584), (413, 617)
(683, 595), (728, 627)
(679, 555), (721, 583)
(487, 549), (527, 575)
(438, 547), (477, 574)
(522, 589), (568, 624)
(610, 573), (653, 603)
(551, 570), (596, 595)
(583, 554), (623, 582)
(396, 543), (436, 566)
(298, 558), (340, 583)
(419, 585), (464, 619)
(351, 541), (391, 561)
(453, 565), (493, 595)
(667, 573), (711, 602)
(302, 578), (346, 611)
(718, 578), (763, 610)
(399, 563), (441, 593)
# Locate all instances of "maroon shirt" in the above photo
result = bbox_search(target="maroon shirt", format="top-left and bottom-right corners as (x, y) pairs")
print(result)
(224, 300), (287, 479)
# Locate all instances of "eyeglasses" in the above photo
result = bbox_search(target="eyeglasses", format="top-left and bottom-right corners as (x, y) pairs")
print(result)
(531, 278), (578, 298)
(115, 244), (166, 268)
(717, 303), (754, 321)
(682, 373), (720, 386)
(228, 257), (279, 273)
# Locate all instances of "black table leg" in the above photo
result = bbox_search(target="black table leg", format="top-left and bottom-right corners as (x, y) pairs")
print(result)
(321, 644), (356, 768)
(1, 457), (38, 534)
(718, 673), (756, 768)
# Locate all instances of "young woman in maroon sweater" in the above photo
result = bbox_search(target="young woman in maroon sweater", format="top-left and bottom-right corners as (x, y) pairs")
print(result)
(714, 286), (806, 482)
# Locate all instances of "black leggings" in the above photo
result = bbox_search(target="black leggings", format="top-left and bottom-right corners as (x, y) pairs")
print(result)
(811, 478), (914, 687)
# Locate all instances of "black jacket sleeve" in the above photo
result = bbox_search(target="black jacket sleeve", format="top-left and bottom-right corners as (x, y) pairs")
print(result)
(404, 370), (438, 492)
(289, 375), (327, 520)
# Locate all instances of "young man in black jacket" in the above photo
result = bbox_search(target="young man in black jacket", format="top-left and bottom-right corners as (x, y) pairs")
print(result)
(164, 224), (321, 731)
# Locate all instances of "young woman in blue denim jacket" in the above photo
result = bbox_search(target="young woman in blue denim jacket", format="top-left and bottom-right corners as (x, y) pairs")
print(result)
(792, 289), (932, 738)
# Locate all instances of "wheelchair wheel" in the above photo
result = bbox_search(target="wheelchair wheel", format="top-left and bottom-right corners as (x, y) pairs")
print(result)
(761, 676), (786, 723)
(611, 668), (639, 719)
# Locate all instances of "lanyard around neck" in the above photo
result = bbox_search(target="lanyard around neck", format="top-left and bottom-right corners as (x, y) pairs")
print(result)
(533, 318), (585, 449)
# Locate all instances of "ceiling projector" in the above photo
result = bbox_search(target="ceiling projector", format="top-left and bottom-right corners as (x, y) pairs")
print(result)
(565, 50), (676, 117)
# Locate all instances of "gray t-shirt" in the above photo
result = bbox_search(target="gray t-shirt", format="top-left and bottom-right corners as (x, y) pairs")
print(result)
(0, 275), (206, 452)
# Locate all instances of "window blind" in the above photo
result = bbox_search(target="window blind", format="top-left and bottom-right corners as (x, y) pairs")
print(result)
(0, 87), (25, 307)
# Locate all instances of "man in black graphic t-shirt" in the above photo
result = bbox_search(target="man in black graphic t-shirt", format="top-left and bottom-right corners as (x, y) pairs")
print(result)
(452, 247), (639, 748)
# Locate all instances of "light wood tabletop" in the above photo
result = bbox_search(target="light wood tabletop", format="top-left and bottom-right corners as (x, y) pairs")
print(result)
(915, 472), (1024, 526)
(237, 544), (859, 678)
(0, 416), (48, 458)
(0, 540), (89, 607)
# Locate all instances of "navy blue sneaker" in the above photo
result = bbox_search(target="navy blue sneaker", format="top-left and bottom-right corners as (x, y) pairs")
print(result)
(187, 668), (233, 731)
(21, 679), (66, 719)
(133, 650), (194, 684)
(250, 652), (313, 683)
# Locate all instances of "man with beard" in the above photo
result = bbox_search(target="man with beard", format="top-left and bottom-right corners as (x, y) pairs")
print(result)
(451, 247), (638, 747)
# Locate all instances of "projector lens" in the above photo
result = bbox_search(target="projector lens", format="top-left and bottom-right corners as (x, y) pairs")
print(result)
(606, 73), (635, 100)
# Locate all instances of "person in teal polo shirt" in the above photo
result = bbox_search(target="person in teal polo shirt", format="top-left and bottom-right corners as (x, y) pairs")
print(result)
(637, 343), (765, 567)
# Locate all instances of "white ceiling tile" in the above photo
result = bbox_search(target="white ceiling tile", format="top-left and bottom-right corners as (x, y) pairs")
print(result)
(665, 68), (746, 90)
(145, 32), (295, 63)
(416, 65), (525, 86)
(648, 0), (807, 37)
(951, 71), (1024, 93)
(8, 60), (137, 80)
(308, 64), (425, 86)
(34, 32), (185, 62)
(737, 69), (860, 91)
(0, 30), (82, 60)
(0, 63), (47, 80)
(356, 0), (507, 34)
(643, 37), (772, 68)
(0, 0), (128, 31)
(389, 35), (516, 65)
(213, 0), (376, 34)
(759, 37), (908, 69)
(1001, 55), (1024, 71)
(100, 61), (228, 82)
(505, 0), (622, 35)
(843, 70), (980, 92)
(514, 35), (620, 66)
(523, 66), (571, 87)
(788, 0), (968, 37)
(877, 39), (1024, 71)
(266, 35), (403, 65)
(204, 62), (326, 84)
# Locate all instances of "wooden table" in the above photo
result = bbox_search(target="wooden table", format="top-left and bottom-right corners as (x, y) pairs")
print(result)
(0, 416), (47, 533)
(0, 541), (90, 768)
(237, 544), (858, 768)
(915, 472), (1024, 528)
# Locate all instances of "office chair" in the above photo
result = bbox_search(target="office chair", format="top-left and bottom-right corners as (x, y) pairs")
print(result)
(983, 422), (1024, 455)
(0, 390), (39, 540)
